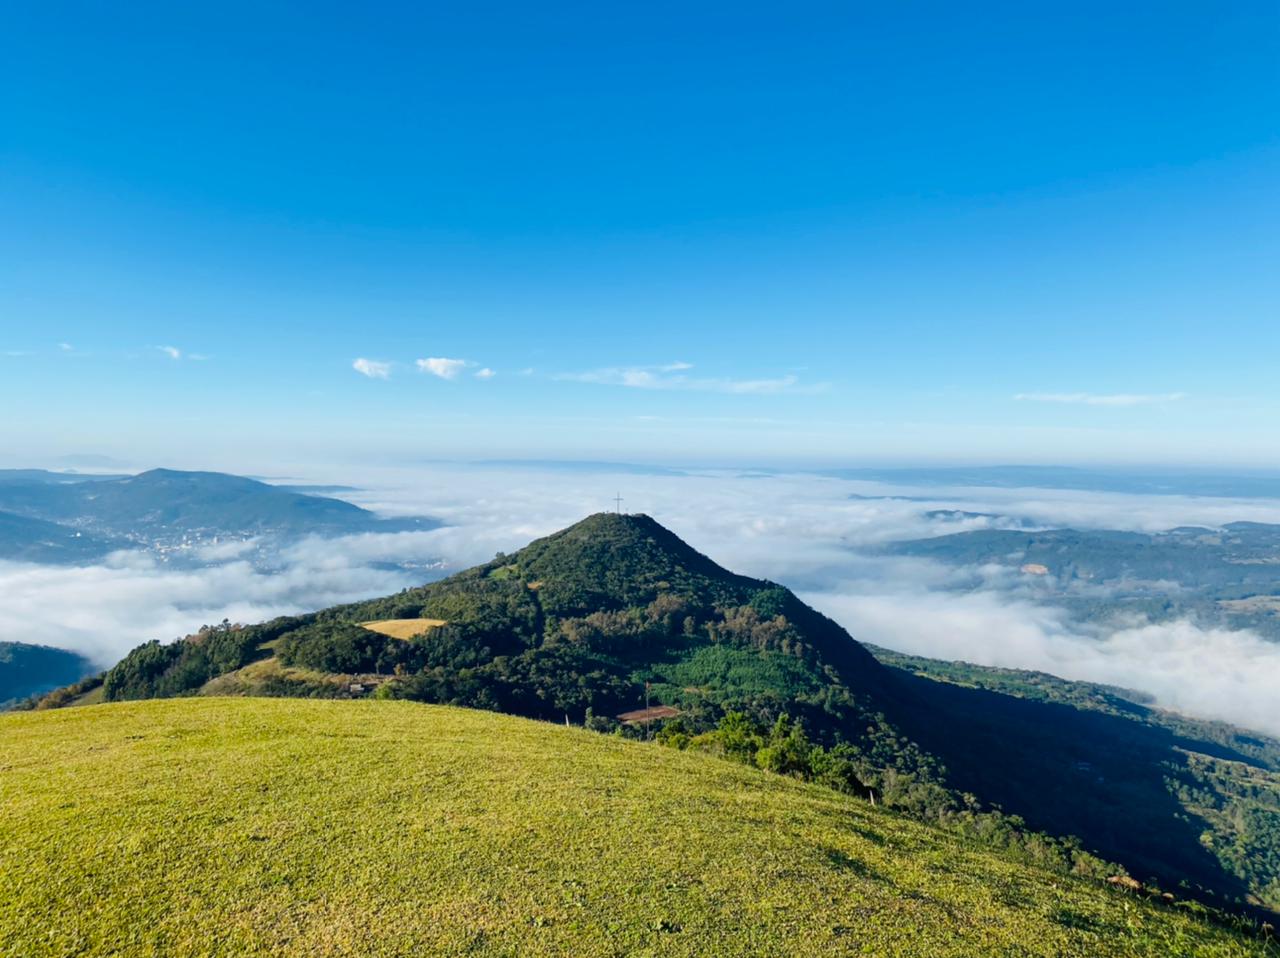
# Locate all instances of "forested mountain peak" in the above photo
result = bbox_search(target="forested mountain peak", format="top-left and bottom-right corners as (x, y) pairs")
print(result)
(484, 511), (768, 610)
(515, 511), (743, 574)
(98, 511), (888, 715)
(459, 511), (885, 685)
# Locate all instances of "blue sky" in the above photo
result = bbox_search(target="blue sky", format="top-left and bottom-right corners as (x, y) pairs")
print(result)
(2, 2), (1277, 468)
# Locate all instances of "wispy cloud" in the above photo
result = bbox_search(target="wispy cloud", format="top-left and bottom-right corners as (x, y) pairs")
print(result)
(1015, 392), (1186, 407)
(417, 357), (471, 380)
(352, 358), (392, 379)
(3, 350), (30, 357)
(57, 342), (73, 352)
(474, 367), (496, 379)
(559, 362), (807, 395)
(156, 345), (182, 360)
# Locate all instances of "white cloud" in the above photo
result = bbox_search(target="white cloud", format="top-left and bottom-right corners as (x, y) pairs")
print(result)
(474, 367), (496, 379)
(559, 363), (806, 395)
(3, 350), (30, 357)
(805, 588), (1280, 738)
(1015, 392), (1186, 407)
(417, 357), (471, 380)
(352, 358), (392, 380)
(0, 531), (447, 666)
(157, 345), (182, 360)
(58, 342), (73, 352)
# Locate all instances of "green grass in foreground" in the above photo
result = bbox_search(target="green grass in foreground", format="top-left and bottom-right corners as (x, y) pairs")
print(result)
(0, 698), (1270, 957)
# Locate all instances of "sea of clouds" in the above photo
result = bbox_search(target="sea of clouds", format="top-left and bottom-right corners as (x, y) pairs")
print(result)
(4, 461), (1280, 736)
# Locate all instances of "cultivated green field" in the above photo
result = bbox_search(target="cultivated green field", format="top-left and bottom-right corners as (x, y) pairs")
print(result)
(0, 698), (1269, 957)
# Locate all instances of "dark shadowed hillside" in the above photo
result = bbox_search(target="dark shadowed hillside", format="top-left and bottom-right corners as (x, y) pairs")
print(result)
(0, 642), (96, 707)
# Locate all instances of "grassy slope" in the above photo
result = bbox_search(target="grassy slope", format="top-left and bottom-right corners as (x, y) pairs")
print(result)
(0, 699), (1268, 958)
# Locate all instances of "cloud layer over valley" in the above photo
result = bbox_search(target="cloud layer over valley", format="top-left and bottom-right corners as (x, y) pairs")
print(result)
(5, 462), (1280, 736)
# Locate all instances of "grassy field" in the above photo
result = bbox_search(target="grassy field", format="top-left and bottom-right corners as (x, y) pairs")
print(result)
(360, 618), (449, 639)
(0, 698), (1271, 958)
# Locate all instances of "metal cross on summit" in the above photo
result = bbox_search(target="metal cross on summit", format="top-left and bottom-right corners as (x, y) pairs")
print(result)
(613, 492), (623, 514)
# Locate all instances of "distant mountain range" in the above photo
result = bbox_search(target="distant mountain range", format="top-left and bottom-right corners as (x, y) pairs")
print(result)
(883, 522), (1280, 640)
(50, 512), (1280, 916)
(0, 468), (441, 564)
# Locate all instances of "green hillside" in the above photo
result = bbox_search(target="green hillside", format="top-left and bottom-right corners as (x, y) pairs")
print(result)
(0, 697), (1269, 958)
(66, 513), (1280, 915)
(0, 641), (96, 708)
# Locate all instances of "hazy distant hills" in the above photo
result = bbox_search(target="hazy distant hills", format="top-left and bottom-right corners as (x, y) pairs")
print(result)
(72, 512), (1280, 915)
(886, 522), (1280, 586)
(0, 469), (126, 484)
(0, 468), (441, 563)
(884, 522), (1280, 640)
(0, 511), (125, 563)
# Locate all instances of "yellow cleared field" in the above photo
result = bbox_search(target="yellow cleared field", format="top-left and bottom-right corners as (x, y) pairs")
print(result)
(359, 618), (448, 639)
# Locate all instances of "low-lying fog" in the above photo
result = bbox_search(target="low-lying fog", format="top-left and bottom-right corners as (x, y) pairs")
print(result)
(5, 462), (1280, 736)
